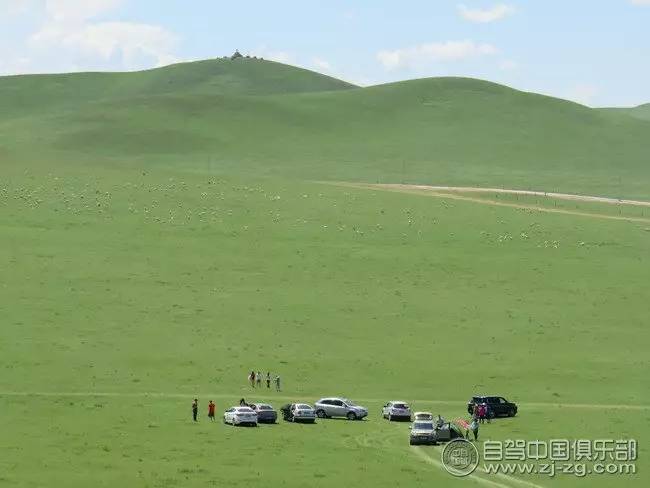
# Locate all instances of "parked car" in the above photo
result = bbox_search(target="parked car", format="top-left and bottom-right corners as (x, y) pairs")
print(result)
(314, 397), (368, 420)
(467, 396), (518, 417)
(223, 406), (257, 426)
(280, 403), (316, 423)
(382, 401), (412, 421)
(249, 403), (277, 423)
(413, 411), (433, 421)
(409, 420), (437, 445)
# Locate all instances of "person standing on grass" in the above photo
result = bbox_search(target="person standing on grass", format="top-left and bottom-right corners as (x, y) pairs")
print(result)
(207, 400), (216, 421)
(266, 372), (271, 389)
(256, 371), (262, 388)
(478, 403), (486, 424)
(469, 417), (479, 441)
(274, 375), (281, 392)
(248, 370), (256, 388)
(192, 398), (199, 422)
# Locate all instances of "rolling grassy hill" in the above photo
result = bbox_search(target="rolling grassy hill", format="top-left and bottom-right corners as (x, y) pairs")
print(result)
(2, 58), (650, 198)
(0, 57), (356, 118)
(600, 103), (650, 122)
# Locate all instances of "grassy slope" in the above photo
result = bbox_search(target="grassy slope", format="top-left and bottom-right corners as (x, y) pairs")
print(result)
(1, 166), (648, 487)
(0, 58), (355, 118)
(2, 67), (650, 198)
(1, 62), (649, 487)
(600, 103), (650, 121)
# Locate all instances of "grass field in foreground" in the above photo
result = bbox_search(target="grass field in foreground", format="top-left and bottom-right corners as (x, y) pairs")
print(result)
(1, 165), (649, 487)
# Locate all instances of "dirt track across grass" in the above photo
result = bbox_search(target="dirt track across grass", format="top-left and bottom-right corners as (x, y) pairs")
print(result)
(1, 391), (649, 410)
(369, 184), (650, 207)
(333, 182), (650, 224)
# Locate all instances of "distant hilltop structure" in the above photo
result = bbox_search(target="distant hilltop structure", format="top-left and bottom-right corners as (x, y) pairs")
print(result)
(229, 50), (259, 60)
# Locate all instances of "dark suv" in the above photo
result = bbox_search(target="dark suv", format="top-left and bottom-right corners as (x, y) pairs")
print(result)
(467, 396), (518, 417)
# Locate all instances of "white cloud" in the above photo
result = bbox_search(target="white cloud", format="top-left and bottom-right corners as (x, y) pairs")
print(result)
(250, 46), (295, 64)
(27, 0), (179, 71)
(33, 21), (179, 68)
(566, 84), (599, 106)
(44, 0), (124, 22)
(0, 56), (33, 76)
(377, 40), (498, 70)
(498, 59), (517, 70)
(458, 4), (515, 23)
(312, 57), (332, 71)
(0, 0), (37, 16)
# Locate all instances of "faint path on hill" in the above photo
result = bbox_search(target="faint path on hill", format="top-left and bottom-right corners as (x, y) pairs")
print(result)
(1, 391), (648, 411)
(333, 182), (650, 224)
(370, 184), (650, 207)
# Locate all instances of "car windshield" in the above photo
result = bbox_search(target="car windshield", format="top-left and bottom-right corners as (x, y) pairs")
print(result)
(296, 404), (311, 410)
(343, 399), (356, 406)
(238, 407), (253, 412)
(415, 413), (431, 419)
(257, 405), (272, 410)
(413, 422), (433, 430)
(394, 403), (409, 409)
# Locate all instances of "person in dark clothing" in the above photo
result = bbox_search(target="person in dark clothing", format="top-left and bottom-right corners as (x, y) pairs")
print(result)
(240, 398), (247, 407)
(266, 372), (271, 389)
(192, 398), (198, 422)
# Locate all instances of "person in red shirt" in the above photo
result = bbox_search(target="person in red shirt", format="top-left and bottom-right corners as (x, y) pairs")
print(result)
(207, 400), (216, 421)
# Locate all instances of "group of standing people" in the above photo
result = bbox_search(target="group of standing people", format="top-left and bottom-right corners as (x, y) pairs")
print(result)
(472, 402), (491, 424)
(466, 402), (491, 440)
(248, 370), (281, 391)
(192, 399), (216, 422)
(189, 371), (283, 422)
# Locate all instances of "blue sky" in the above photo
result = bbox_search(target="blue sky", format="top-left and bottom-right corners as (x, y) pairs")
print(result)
(1, 0), (649, 106)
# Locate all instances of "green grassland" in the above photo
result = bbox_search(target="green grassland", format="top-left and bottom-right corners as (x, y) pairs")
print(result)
(1, 59), (649, 487)
(2, 58), (650, 198)
(600, 103), (650, 122)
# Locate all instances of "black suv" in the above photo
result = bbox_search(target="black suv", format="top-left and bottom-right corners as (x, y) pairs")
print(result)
(467, 396), (518, 417)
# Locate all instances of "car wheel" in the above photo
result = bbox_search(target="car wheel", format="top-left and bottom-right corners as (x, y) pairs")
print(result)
(388, 413), (393, 421)
(347, 411), (357, 421)
(409, 439), (415, 445)
(508, 408), (516, 417)
(316, 409), (327, 418)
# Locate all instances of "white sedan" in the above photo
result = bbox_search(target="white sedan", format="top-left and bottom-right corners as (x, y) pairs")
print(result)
(223, 406), (258, 426)
(413, 411), (433, 421)
(382, 401), (412, 421)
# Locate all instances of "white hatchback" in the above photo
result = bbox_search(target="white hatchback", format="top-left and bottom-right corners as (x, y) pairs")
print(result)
(223, 406), (258, 426)
(382, 401), (412, 421)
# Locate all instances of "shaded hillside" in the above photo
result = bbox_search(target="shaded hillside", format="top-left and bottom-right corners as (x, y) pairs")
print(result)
(1, 62), (649, 198)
